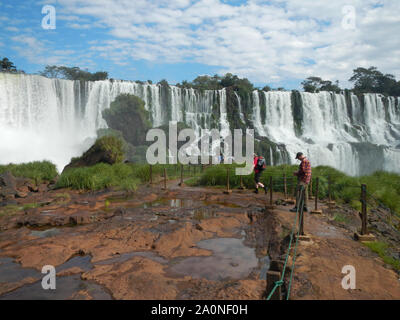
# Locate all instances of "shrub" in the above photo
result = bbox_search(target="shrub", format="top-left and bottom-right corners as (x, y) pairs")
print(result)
(0, 161), (58, 184)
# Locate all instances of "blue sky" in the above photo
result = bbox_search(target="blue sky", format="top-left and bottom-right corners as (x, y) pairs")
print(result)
(1, 0), (399, 89)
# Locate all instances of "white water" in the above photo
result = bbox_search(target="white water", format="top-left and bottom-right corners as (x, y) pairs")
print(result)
(251, 90), (400, 175)
(0, 73), (399, 175)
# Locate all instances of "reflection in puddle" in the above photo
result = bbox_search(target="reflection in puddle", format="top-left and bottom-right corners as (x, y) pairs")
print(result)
(143, 198), (204, 209)
(167, 238), (258, 281)
(191, 208), (217, 220)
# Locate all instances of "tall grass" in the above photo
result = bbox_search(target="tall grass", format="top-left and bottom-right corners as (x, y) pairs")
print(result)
(55, 163), (201, 191)
(194, 164), (400, 216)
(56, 163), (140, 191)
(0, 161), (58, 184)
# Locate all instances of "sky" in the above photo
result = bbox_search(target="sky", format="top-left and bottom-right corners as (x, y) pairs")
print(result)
(0, 0), (399, 89)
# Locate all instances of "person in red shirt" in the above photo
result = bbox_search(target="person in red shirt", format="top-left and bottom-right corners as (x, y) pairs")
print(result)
(253, 153), (268, 194)
(290, 152), (312, 212)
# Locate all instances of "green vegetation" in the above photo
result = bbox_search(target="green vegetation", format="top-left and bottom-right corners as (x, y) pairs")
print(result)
(332, 213), (351, 224)
(102, 94), (151, 146)
(0, 205), (21, 217)
(177, 73), (254, 92)
(22, 203), (40, 211)
(53, 193), (71, 205)
(363, 241), (400, 271)
(39, 65), (108, 81)
(65, 135), (125, 170)
(194, 164), (400, 217)
(56, 163), (140, 191)
(349, 66), (400, 96)
(56, 163), (201, 191)
(301, 77), (341, 93)
(0, 161), (58, 184)
(0, 57), (21, 73)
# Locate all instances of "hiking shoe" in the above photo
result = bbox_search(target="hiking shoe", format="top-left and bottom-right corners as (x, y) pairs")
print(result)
(289, 207), (297, 212)
(303, 207), (308, 212)
(254, 189), (259, 194)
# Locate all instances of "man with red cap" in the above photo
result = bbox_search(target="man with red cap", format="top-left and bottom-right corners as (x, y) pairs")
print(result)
(290, 152), (312, 212)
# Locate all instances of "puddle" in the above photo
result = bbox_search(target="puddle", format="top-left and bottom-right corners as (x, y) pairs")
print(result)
(143, 198), (204, 209)
(58, 255), (93, 273)
(30, 228), (61, 238)
(167, 238), (258, 281)
(0, 255), (111, 300)
(0, 257), (40, 283)
(95, 251), (168, 265)
(0, 274), (111, 300)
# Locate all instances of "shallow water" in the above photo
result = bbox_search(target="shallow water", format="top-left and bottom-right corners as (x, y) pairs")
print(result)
(0, 274), (111, 300)
(167, 238), (258, 281)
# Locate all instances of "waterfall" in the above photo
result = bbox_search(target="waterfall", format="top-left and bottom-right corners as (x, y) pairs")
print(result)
(252, 90), (400, 176)
(234, 92), (245, 123)
(1, 73), (399, 175)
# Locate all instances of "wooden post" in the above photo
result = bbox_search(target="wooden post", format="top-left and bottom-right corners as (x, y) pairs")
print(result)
(179, 164), (183, 186)
(361, 184), (367, 235)
(328, 177), (332, 202)
(163, 167), (167, 190)
(266, 271), (282, 300)
(269, 176), (273, 206)
(292, 176), (296, 198)
(299, 187), (305, 235)
(327, 176), (336, 207)
(283, 173), (287, 200)
(149, 165), (153, 185)
(309, 178), (313, 200)
(223, 167), (232, 194)
(354, 184), (375, 241)
(311, 178), (322, 214)
(227, 167), (230, 190)
(201, 164), (204, 173)
(239, 175), (245, 190)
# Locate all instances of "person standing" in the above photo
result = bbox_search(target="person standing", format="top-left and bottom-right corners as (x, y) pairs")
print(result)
(253, 153), (268, 194)
(290, 152), (311, 212)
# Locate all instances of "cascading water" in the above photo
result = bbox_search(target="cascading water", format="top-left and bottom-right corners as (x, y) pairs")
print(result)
(252, 90), (400, 176)
(0, 73), (399, 175)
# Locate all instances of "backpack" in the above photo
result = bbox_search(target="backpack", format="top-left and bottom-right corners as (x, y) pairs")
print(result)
(256, 157), (266, 171)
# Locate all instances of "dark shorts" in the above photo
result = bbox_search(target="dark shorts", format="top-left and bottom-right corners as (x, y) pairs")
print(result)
(254, 171), (261, 183)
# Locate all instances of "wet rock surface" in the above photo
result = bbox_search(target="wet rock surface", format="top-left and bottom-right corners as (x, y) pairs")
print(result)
(0, 183), (272, 300)
(0, 180), (399, 300)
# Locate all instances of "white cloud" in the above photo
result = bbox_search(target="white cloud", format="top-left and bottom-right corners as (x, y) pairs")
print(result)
(9, 0), (400, 86)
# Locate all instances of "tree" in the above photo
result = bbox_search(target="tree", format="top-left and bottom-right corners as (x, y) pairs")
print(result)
(301, 76), (341, 93)
(102, 94), (151, 146)
(39, 65), (108, 81)
(349, 66), (399, 95)
(1, 57), (17, 72)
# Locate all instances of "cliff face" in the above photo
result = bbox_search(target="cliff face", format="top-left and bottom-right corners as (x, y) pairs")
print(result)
(0, 73), (399, 175)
